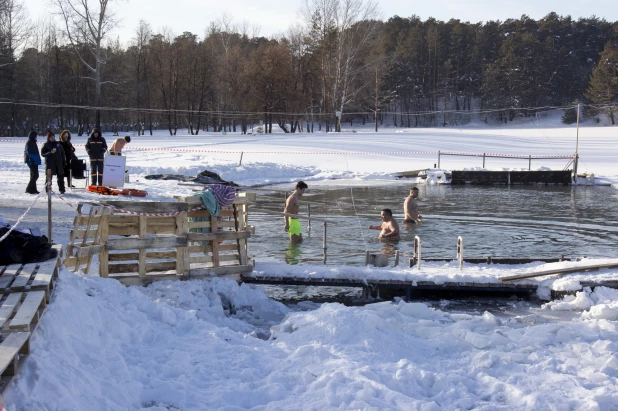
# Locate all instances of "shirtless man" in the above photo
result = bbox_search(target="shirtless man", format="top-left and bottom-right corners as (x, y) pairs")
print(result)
(369, 208), (401, 241)
(284, 181), (308, 243)
(404, 187), (423, 224)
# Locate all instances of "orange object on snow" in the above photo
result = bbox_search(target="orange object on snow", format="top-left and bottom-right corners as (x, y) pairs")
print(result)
(121, 188), (148, 197)
(87, 185), (121, 195)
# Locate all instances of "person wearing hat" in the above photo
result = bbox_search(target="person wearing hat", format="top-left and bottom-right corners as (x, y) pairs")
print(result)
(85, 128), (107, 186)
(41, 130), (66, 194)
(24, 131), (42, 194)
(109, 135), (131, 155)
(59, 129), (78, 188)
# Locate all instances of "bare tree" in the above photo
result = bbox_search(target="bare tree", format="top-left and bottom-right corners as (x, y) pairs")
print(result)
(302, 0), (380, 131)
(52, 0), (118, 129)
(0, 0), (30, 136)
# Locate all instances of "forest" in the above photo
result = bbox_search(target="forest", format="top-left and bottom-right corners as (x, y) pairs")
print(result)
(1, 0), (617, 136)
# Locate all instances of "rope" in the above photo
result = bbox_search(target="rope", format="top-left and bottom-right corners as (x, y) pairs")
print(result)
(0, 192), (43, 243)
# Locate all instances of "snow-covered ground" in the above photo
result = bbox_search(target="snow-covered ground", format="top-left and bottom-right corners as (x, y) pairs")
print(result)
(1, 116), (618, 410)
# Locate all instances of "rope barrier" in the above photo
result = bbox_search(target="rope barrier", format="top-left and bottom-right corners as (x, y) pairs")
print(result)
(0, 139), (576, 158)
(0, 192), (43, 243)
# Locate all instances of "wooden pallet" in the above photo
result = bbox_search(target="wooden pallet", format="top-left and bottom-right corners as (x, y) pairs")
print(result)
(0, 245), (62, 303)
(0, 331), (31, 394)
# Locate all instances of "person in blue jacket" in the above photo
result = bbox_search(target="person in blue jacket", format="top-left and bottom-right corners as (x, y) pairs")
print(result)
(24, 131), (42, 194)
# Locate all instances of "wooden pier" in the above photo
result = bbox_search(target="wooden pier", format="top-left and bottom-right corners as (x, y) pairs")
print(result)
(0, 244), (62, 394)
(241, 274), (538, 301)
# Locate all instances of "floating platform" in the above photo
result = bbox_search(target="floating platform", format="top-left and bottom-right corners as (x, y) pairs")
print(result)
(395, 169), (572, 185)
(241, 274), (538, 301)
(451, 170), (572, 185)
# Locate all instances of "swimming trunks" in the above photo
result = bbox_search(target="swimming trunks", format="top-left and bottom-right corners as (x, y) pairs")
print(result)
(288, 218), (301, 236)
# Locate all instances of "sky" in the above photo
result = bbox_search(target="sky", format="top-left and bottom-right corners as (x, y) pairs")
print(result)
(28, 0), (618, 44)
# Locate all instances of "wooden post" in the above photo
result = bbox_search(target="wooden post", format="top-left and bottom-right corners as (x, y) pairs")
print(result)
(211, 214), (220, 267)
(414, 236), (421, 269)
(175, 213), (189, 275)
(307, 203), (311, 231)
(47, 169), (52, 243)
(482, 153), (486, 168)
(97, 212), (110, 277)
(365, 250), (370, 266)
(528, 155), (532, 170)
(138, 216), (147, 276)
(238, 151), (244, 167)
(437, 151), (441, 168)
(394, 250), (400, 267)
(457, 236), (463, 271)
(322, 222), (327, 264)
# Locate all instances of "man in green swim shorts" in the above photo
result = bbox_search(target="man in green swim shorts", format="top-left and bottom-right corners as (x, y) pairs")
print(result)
(284, 181), (308, 243)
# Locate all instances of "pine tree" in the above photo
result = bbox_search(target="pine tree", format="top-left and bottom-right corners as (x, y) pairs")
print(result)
(585, 41), (618, 125)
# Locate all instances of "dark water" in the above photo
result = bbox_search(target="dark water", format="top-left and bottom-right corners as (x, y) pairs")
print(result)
(247, 184), (618, 265)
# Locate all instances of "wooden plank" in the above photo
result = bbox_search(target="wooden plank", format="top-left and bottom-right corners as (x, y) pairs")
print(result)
(210, 215), (220, 267)
(9, 264), (37, 291)
(9, 290), (45, 332)
(187, 231), (251, 242)
(113, 274), (185, 286)
(189, 264), (254, 277)
(108, 215), (138, 225)
(0, 293), (23, 329)
(147, 225), (176, 235)
(0, 265), (21, 290)
(500, 262), (618, 282)
(0, 332), (30, 376)
(31, 262), (55, 302)
(71, 245), (105, 258)
(179, 196), (248, 206)
(106, 236), (188, 251)
(108, 251), (177, 261)
(108, 261), (177, 274)
(234, 204), (248, 266)
(175, 213), (189, 275)
(99, 201), (188, 213)
(189, 254), (240, 264)
(138, 216), (147, 276)
(99, 214), (110, 278)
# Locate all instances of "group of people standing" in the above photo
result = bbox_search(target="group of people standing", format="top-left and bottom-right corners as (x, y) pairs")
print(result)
(283, 182), (422, 244)
(24, 129), (131, 194)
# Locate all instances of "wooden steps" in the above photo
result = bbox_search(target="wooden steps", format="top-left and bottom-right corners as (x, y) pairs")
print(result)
(0, 244), (62, 394)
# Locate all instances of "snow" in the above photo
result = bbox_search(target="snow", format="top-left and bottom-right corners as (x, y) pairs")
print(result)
(1, 116), (618, 409)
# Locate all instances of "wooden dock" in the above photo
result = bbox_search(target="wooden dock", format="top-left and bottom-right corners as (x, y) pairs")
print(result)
(241, 274), (538, 301)
(0, 244), (62, 394)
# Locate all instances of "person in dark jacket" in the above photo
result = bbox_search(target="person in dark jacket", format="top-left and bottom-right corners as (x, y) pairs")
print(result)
(59, 129), (77, 188)
(41, 131), (66, 194)
(24, 131), (42, 194)
(85, 128), (107, 186)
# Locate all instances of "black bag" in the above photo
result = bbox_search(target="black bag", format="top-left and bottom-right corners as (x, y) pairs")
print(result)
(0, 227), (57, 265)
(71, 159), (86, 179)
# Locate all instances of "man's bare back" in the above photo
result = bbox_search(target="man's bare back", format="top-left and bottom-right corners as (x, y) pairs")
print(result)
(284, 181), (307, 243)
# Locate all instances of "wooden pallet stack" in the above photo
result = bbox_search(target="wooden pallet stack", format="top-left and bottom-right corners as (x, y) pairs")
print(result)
(64, 194), (254, 286)
(0, 244), (62, 394)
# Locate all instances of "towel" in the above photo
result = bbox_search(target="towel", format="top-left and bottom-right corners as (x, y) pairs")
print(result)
(210, 184), (236, 207)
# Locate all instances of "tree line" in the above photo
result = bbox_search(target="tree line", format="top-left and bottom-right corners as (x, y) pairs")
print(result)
(1, 0), (617, 137)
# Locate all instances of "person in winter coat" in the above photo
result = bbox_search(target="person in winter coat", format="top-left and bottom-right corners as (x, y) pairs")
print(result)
(41, 131), (66, 194)
(59, 130), (77, 188)
(24, 131), (42, 194)
(85, 128), (107, 186)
